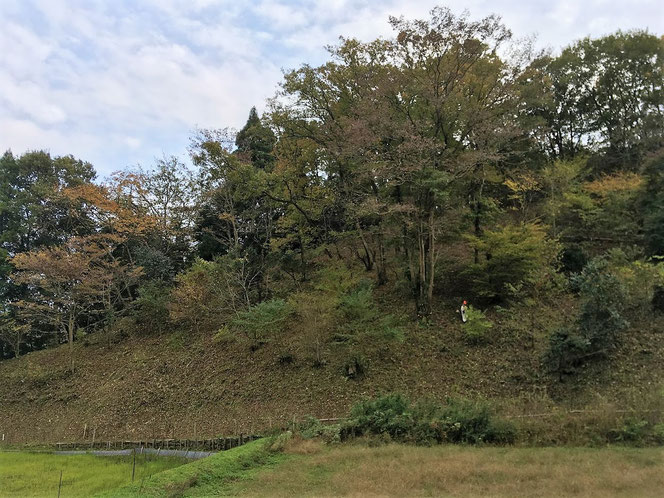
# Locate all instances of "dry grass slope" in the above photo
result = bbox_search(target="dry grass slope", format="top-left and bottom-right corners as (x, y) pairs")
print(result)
(0, 295), (662, 445)
(236, 441), (664, 497)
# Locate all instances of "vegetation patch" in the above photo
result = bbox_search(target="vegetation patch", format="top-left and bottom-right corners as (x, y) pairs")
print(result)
(0, 451), (185, 497)
(300, 394), (515, 446)
(233, 443), (664, 497)
(98, 439), (288, 497)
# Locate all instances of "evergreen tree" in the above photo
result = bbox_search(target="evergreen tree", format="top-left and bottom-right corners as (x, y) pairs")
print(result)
(235, 107), (276, 170)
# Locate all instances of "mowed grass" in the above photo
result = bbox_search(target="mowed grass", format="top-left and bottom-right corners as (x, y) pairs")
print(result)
(100, 439), (288, 497)
(0, 451), (185, 497)
(233, 441), (664, 497)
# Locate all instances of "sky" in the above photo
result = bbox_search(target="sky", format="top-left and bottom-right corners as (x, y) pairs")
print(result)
(1, 0), (663, 178)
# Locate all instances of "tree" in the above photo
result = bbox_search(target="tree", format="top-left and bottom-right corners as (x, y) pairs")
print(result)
(278, 7), (527, 316)
(0, 316), (29, 358)
(192, 115), (279, 301)
(464, 223), (559, 303)
(11, 234), (140, 369)
(0, 150), (97, 356)
(545, 257), (629, 379)
(524, 31), (664, 167)
(642, 151), (664, 257)
(109, 157), (198, 281)
(235, 107), (277, 170)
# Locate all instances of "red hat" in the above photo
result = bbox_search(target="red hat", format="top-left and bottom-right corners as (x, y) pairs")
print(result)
(463, 300), (467, 305)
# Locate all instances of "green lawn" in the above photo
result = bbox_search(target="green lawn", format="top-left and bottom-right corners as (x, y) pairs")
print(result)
(100, 439), (288, 497)
(0, 451), (186, 497)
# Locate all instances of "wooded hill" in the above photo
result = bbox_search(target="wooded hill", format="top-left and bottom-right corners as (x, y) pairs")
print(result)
(1, 7), (663, 443)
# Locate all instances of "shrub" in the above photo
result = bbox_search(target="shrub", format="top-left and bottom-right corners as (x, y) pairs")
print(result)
(436, 398), (517, 444)
(574, 258), (628, 350)
(464, 223), (560, 303)
(342, 354), (367, 379)
(337, 283), (405, 341)
(560, 244), (588, 274)
(299, 416), (342, 443)
(343, 393), (413, 440)
(653, 285), (664, 313)
(212, 325), (235, 345)
(169, 257), (244, 332)
(545, 257), (629, 379)
(289, 291), (335, 366)
(608, 418), (650, 444)
(132, 281), (171, 333)
(642, 152), (664, 257)
(543, 327), (590, 379)
(230, 298), (292, 348)
(462, 306), (493, 344)
(339, 394), (515, 445)
(338, 285), (374, 322)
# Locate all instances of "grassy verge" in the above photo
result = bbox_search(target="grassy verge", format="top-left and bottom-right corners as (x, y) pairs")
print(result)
(233, 440), (664, 497)
(99, 439), (288, 497)
(0, 451), (185, 497)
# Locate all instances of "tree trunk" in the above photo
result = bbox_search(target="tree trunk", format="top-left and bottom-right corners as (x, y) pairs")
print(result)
(355, 221), (375, 271)
(376, 233), (387, 285)
(68, 309), (75, 371)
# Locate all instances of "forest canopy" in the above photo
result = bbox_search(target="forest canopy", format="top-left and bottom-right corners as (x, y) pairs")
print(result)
(1, 7), (663, 376)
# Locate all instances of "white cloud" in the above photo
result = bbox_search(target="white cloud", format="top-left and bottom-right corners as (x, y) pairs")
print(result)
(0, 0), (662, 176)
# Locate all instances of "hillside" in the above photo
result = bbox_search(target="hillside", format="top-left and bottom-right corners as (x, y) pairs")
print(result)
(1, 295), (662, 445)
(1, 8), (664, 453)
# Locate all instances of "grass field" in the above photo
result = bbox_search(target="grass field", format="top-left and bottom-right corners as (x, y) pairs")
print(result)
(0, 451), (186, 497)
(234, 440), (664, 497)
(4, 440), (664, 497)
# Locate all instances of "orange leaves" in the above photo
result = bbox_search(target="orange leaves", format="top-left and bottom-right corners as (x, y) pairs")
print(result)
(62, 182), (157, 237)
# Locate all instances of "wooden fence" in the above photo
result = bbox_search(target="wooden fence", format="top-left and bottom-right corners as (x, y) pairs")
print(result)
(54, 434), (261, 452)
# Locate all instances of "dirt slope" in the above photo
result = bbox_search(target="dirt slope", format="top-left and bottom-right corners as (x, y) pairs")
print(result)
(1, 302), (662, 444)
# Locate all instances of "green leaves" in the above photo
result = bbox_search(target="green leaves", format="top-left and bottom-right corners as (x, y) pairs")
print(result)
(230, 298), (293, 347)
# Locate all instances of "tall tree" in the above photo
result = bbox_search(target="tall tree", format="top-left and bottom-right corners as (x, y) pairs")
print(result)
(0, 150), (96, 356)
(279, 8), (526, 316)
(235, 107), (277, 170)
(523, 31), (664, 167)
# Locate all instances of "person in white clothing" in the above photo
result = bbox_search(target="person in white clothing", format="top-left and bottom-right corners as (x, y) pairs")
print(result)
(460, 300), (468, 323)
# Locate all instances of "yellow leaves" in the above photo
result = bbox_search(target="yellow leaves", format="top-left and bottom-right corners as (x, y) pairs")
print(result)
(584, 172), (644, 197)
(62, 182), (158, 237)
(504, 172), (540, 196)
(504, 172), (541, 216)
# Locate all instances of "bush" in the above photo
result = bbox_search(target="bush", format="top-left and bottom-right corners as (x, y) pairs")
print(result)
(608, 418), (650, 444)
(560, 244), (588, 274)
(545, 257), (629, 379)
(299, 416), (342, 443)
(342, 354), (367, 379)
(169, 257), (244, 332)
(462, 306), (493, 344)
(464, 223), (560, 303)
(543, 327), (590, 379)
(230, 298), (292, 348)
(653, 285), (664, 313)
(338, 394), (515, 445)
(436, 398), (517, 444)
(337, 283), (405, 342)
(601, 249), (664, 315)
(132, 281), (171, 333)
(574, 258), (628, 350)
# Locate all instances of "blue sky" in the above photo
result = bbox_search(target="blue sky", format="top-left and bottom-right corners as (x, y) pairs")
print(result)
(1, 0), (663, 178)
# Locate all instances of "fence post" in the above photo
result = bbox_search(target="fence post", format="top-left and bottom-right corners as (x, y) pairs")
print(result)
(131, 448), (136, 482)
(57, 470), (63, 498)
